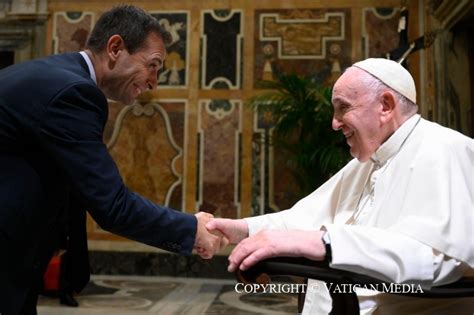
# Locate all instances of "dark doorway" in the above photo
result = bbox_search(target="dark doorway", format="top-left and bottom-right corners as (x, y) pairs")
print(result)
(0, 51), (14, 69)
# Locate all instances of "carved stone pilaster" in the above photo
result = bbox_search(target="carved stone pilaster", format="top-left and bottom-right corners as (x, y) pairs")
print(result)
(429, 0), (473, 29)
(427, 0), (473, 136)
(0, 0), (48, 62)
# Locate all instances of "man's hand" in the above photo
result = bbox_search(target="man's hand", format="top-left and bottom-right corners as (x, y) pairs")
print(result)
(194, 212), (228, 259)
(206, 218), (249, 244)
(227, 230), (326, 272)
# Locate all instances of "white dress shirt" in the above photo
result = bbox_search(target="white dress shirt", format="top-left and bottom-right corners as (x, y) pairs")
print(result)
(79, 51), (97, 84)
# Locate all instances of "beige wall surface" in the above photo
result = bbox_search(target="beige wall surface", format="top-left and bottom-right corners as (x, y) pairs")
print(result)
(2, 0), (471, 251)
(43, 0), (429, 247)
(1, 1), (470, 251)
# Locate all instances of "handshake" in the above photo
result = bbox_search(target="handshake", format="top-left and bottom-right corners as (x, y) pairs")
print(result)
(192, 212), (246, 260)
(192, 212), (327, 273)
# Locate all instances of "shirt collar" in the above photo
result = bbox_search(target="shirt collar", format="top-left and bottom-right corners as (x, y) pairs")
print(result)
(371, 114), (421, 166)
(79, 51), (97, 84)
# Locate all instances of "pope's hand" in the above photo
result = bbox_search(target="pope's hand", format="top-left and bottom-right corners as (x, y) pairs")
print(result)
(205, 218), (249, 245)
(194, 212), (228, 259)
(227, 230), (326, 272)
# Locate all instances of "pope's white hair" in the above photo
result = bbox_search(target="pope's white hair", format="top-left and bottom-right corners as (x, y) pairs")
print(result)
(353, 66), (419, 116)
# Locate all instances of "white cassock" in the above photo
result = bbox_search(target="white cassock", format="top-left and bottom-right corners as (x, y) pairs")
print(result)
(245, 114), (474, 314)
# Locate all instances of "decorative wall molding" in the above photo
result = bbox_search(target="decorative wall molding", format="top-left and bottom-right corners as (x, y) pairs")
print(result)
(361, 7), (399, 59)
(254, 9), (351, 86)
(52, 11), (93, 53)
(0, 28), (30, 50)
(89, 100), (188, 237)
(107, 101), (185, 208)
(259, 12), (345, 59)
(200, 9), (243, 90)
(0, 0), (48, 61)
(10, 0), (47, 15)
(429, 0), (473, 29)
(196, 99), (242, 218)
(252, 110), (279, 215)
(0, 0), (12, 19)
(151, 11), (190, 89)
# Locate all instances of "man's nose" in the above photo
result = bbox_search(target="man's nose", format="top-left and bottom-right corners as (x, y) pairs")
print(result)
(332, 116), (343, 131)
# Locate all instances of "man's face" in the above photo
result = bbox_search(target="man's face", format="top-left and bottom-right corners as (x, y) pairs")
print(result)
(331, 68), (384, 162)
(106, 32), (165, 105)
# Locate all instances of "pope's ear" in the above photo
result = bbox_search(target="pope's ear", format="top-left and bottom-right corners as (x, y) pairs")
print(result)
(380, 91), (396, 118)
(106, 35), (125, 61)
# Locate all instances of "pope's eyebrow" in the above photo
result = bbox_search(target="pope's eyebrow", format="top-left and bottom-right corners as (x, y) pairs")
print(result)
(332, 96), (347, 105)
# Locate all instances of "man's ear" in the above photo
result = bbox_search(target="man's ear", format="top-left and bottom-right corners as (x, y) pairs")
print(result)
(106, 35), (125, 61)
(380, 91), (396, 122)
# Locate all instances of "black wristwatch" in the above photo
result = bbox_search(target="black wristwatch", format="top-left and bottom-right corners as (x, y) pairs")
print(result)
(322, 231), (332, 263)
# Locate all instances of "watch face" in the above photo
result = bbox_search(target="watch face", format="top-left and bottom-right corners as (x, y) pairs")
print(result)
(322, 232), (331, 245)
(322, 232), (332, 262)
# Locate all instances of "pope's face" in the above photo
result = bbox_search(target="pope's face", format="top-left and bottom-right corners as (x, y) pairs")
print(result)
(331, 68), (384, 162)
(105, 32), (166, 105)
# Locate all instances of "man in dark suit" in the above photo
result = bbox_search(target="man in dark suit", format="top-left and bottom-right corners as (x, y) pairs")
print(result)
(0, 5), (223, 315)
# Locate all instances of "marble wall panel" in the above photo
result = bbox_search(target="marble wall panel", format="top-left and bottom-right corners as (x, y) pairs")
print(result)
(92, 100), (188, 238)
(254, 8), (351, 87)
(201, 10), (243, 89)
(251, 111), (301, 215)
(151, 11), (189, 88)
(362, 7), (400, 58)
(103, 101), (127, 144)
(53, 11), (93, 53)
(197, 100), (241, 218)
(106, 101), (186, 211)
(158, 101), (187, 209)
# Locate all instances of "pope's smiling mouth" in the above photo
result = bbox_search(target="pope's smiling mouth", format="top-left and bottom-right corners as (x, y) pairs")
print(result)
(344, 131), (354, 139)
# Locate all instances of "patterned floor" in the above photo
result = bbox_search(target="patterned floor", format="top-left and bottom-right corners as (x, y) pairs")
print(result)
(37, 275), (299, 315)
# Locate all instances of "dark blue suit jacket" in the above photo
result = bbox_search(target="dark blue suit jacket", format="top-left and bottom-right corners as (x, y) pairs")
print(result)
(0, 53), (197, 314)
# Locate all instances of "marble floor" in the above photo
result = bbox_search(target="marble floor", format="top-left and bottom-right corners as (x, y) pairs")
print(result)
(37, 275), (299, 315)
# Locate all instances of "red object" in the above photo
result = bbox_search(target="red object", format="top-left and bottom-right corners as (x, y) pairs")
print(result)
(43, 256), (61, 291)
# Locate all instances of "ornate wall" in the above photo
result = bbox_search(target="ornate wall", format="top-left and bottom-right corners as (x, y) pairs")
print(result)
(424, 0), (473, 136)
(0, 0), (48, 63)
(44, 0), (425, 248)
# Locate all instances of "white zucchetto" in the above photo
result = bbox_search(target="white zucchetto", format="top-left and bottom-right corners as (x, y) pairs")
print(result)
(353, 58), (417, 104)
